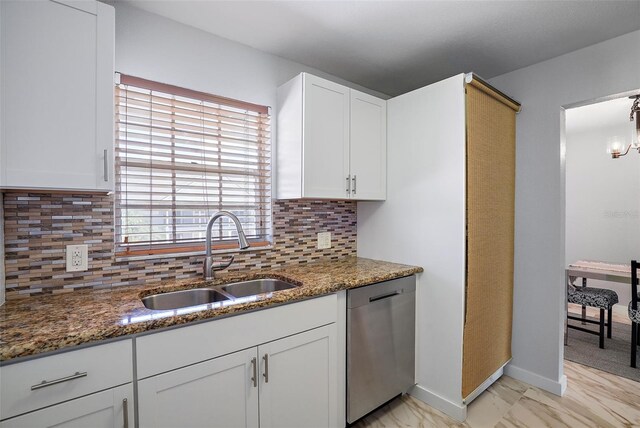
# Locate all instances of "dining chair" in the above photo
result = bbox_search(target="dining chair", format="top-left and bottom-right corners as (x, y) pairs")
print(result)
(567, 283), (618, 349)
(630, 260), (639, 368)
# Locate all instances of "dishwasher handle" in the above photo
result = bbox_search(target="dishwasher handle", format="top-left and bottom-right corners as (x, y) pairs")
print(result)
(369, 290), (402, 303)
(347, 276), (416, 309)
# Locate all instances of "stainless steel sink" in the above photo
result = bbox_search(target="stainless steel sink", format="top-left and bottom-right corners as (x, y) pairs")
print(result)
(142, 278), (298, 311)
(220, 278), (298, 298)
(141, 288), (230, 310)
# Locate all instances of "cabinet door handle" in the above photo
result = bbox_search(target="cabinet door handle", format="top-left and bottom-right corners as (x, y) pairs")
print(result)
(251, 357), (257, 387)
(262, 354), (269, 383)
(122, 398), (129, 428)
(31, 371), (88, 390)
(346, 175), (351, 195)
(352, 175), (357, 194)
(103, 149), (109, 182)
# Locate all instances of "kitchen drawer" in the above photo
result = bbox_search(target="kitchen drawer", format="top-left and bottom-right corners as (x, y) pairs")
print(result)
(0, 384), (134, 428)
(136, 294), (337, 379)
(0, 339), (132, 420)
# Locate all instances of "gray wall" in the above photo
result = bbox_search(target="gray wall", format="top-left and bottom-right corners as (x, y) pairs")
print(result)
(114, 3), (388, 108)
(490, 29), (640, 391)
(565, 110), (640, 305)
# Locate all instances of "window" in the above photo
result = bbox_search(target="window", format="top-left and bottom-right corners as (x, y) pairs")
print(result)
(115, 75), (272, 255)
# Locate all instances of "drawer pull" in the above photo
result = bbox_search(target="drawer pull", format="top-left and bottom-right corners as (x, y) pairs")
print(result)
(123, 398), (129, 428)
(103, 149), (109, 182)
(251, 357), (257, 388)
(30, 371), (87, 390)
(262, 354), (269, 383)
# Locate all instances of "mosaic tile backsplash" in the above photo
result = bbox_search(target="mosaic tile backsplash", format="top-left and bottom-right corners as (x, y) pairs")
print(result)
(3, 193), (356, 299)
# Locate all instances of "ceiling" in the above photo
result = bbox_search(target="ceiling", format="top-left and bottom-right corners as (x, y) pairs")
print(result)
(120, 0), (640, 96)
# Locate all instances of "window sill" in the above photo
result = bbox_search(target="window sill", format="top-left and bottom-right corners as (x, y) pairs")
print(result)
(115, 243), (273, 263)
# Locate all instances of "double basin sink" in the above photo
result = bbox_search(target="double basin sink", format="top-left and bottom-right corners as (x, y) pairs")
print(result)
(141, 278), (298, 311)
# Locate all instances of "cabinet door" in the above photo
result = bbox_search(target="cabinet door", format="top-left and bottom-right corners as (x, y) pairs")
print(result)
(0, 0), (114, 191)
(259, 324), (337, 428)
(350, 90), (387, 200)
(302, 74), (350, 198)
(138, 347), (259, 428)
(0, 384), (133, 428)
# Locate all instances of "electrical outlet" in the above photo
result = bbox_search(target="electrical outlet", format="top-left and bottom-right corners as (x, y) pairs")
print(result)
(66, 244), (88, 272)
(317, 232), (331, 249)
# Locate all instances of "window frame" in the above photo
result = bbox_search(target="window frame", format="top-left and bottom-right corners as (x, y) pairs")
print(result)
(114, 74), (273, 257)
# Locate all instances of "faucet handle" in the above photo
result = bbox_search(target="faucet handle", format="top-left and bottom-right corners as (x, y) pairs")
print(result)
(211, 255), (235, 272)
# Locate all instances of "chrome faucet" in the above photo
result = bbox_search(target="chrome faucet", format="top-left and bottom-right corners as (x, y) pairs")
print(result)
(204, 211), (250, 280)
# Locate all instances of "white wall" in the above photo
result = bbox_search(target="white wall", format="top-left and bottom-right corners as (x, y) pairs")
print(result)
(565, 101), (640, 305)
(0, 3), (3, 306)
(489, 29), (640, 393)
(357, 75), (468, 420)
(114, 3), (388, 205)
(114, 3), (388, 109)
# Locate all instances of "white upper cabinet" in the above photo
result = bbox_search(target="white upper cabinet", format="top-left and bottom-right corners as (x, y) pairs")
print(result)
(277, 73), (386, 200)
(0, 0), (115, 192)
(302, 74), (351, 199)
(350, 90), (387, 200)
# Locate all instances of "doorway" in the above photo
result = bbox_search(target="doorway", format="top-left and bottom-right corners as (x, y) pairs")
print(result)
(563, 94), (640, 381)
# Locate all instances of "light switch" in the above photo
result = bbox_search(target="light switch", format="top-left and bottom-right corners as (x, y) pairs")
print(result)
(317, 232), (331, 249)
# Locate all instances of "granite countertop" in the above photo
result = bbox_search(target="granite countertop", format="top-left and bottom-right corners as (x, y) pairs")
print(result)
(0, 257), (422, 362)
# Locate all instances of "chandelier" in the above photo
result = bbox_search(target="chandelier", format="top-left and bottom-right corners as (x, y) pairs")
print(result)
(608, 95), (640, 159)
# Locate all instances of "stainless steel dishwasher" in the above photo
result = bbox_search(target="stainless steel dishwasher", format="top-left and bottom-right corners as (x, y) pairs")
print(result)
(346, 275), (416, 424)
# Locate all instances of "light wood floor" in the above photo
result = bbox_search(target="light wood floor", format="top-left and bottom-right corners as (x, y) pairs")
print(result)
(568, 303), (631, 326)
(354, 360), (640, 427)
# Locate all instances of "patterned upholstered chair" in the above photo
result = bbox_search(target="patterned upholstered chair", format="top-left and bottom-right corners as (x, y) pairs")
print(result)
(567, 283), (619, 349)
(630, 260), (639, 368)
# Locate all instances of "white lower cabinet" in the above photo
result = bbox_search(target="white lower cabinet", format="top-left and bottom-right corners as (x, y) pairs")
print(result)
(0, 295), (343, 428)
(137, 324), (337, 428)
(259, 324), (337, 428)
(0, 384), (133, 428)
(0, 340), (133, 427)
(138, 348), (259, 428)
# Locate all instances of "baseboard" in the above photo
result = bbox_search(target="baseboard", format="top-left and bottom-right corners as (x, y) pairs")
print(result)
(463, 364), (506, 405)
(559, 374), (568, 395)
(409, 384), (467, 422)
(504, 364), (567, 396)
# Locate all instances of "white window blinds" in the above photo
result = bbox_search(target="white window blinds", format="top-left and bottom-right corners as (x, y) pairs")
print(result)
(115, 75), (272, 254)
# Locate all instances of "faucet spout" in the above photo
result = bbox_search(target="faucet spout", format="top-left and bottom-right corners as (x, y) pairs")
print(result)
(204, 211), (250, 280)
